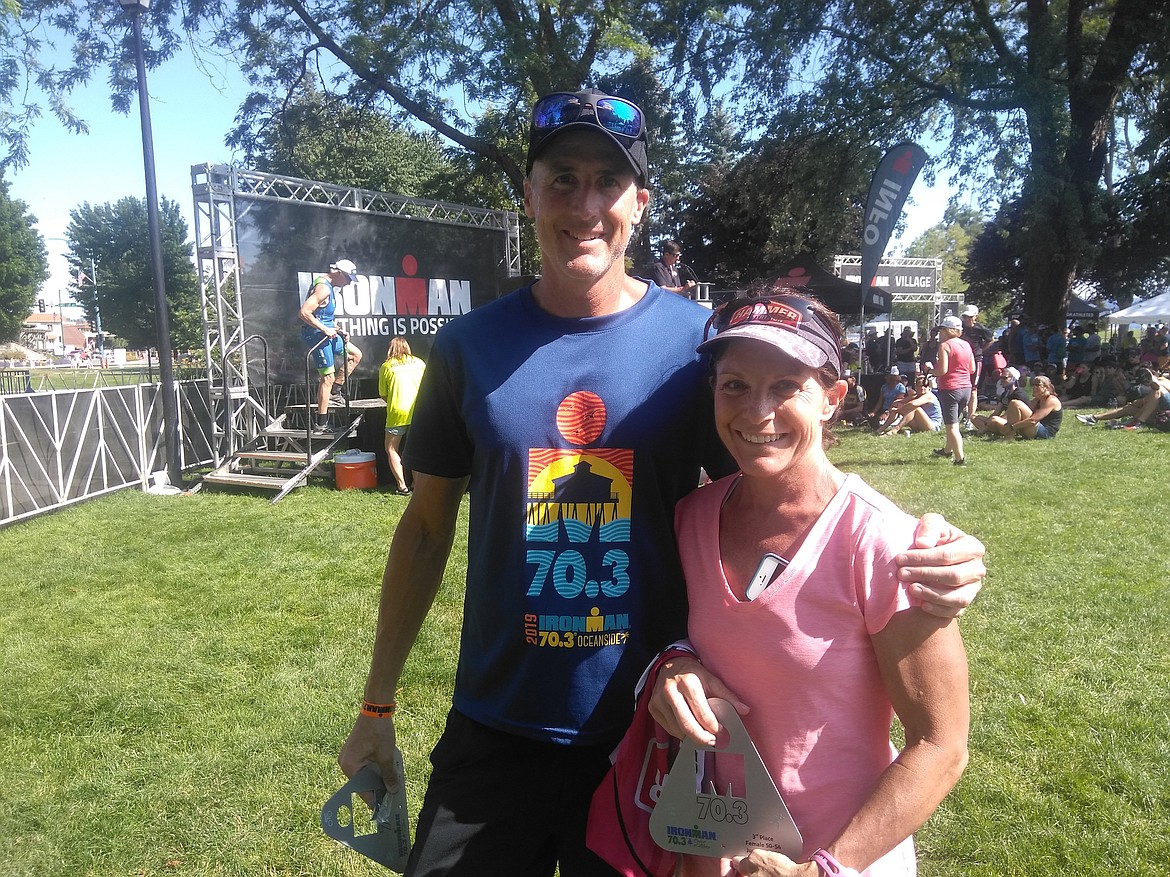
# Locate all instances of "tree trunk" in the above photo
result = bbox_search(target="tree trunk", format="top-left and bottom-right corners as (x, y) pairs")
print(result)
(1016, 0), (1156, 325)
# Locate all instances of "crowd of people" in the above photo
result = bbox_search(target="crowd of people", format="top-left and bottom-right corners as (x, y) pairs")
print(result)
(1074, 367), (1170, 431)
(849, 313), (1170, 453)
(977, 318), (1169, 432)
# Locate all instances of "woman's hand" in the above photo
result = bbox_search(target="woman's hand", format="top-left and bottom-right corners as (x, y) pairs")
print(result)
(730, 850), (819, 876)
(648, 656), (748, 746)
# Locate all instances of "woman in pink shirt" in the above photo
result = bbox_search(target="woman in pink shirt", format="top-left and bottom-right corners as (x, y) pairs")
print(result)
(650, 289), (970, 877)
(932, 315), (975, 466)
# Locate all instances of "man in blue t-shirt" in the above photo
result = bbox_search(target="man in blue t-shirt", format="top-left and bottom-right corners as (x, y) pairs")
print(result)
(338, 89), (988, 877)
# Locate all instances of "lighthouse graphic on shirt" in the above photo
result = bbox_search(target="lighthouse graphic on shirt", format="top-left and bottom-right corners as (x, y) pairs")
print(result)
(521, 391), (633, 650)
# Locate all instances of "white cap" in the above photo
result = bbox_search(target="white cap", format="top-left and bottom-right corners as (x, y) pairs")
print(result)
(331, 258), (358, 281)
(940, 315), (963, 330)
(960, 304), (979, 317)
(697, 296), (844, 375)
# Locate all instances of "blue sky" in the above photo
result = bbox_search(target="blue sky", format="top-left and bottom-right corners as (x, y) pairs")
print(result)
(8, 44), (246, 307)
(8, 44), (954, 307)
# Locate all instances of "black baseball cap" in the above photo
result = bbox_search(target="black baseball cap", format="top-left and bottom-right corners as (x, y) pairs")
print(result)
(526, 89), (649, 185)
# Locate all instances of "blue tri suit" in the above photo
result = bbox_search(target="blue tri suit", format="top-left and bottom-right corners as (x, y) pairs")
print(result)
(301, 275), (346, 372)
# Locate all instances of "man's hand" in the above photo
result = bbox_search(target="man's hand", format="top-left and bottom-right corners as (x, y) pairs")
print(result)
(898, 513), (986, 618)
(648, 656), (748, 747)
(339, 714), (402, 798)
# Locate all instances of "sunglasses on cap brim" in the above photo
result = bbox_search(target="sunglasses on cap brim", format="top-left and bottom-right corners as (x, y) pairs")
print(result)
(531, 92), (645, 141)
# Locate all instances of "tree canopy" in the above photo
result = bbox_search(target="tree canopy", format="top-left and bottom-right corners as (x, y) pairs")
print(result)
(735, 0), (1168, 323)
(4, 0), (1169, 319)
(905, 204), (985, 303)
(226, 82), (457, 198)
(0, 174), (49, 343)
(65, 197), (201, 351)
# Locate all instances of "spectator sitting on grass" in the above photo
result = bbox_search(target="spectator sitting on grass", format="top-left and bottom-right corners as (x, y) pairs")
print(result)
(1063, 360), (1128, 409)
(972, 366), (1029, 437)
(840, 373), (868, 426)
(978, 337), (1009, 402)
(877, 372), (943, 436)
(843, 342), (861, 375)
(1009, 374), (1063, 439)
(1120, 337), (1142, 370)
(1075, 368), (1170, 430)
(1060, 362), (1093, 402)
(868, 368), (907, 430)
(1138, 327), (1161, 368)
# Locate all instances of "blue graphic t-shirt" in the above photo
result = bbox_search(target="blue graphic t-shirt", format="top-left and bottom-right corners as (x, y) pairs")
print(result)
(403, 284), (731, 745)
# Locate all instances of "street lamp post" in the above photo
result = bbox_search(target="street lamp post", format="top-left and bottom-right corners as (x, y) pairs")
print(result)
(90, 258), (105, 359)
(117, 0), (181, 488)
(57, 288), (67, 357)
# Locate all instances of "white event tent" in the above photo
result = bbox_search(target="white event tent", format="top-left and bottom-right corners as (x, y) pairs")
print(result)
(1106, 290), (1170, 325)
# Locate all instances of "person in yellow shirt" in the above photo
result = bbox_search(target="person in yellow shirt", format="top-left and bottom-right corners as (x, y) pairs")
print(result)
(378, 337), (426, 495)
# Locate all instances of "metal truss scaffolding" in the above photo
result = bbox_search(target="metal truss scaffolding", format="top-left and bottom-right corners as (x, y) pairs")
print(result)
(833, 255), (950, 325)
(190, 164), (522, 464)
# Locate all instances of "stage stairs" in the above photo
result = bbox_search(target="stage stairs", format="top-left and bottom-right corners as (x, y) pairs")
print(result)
(199, 333), (381, 502)
(199, 402), (365, 503)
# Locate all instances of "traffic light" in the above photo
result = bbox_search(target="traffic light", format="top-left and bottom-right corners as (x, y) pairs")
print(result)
(38, 298), (45, 312)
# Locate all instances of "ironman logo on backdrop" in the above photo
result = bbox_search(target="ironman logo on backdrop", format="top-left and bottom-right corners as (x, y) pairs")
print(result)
(297, 254), (471, 340)
(522, 390), (634, 651)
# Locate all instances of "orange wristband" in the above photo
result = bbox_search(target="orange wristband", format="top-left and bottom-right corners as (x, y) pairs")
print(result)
(360, 699), (398, 718)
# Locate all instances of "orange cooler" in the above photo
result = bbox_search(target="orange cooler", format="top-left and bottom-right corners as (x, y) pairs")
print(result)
(334, 450), (377, 489)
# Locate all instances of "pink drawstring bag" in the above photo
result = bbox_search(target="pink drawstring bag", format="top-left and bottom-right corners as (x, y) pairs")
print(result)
(586, 648), (689, 877)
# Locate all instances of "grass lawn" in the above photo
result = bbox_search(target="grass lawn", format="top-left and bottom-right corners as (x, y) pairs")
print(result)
(1, 423), (1167, 875)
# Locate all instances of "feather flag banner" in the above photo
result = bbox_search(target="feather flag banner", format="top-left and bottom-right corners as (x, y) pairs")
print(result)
(860, 143), (928, 297)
